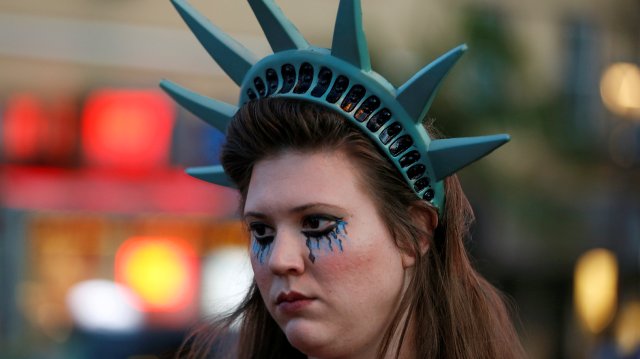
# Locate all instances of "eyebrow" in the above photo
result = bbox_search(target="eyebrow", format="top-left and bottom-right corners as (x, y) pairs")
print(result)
(243, 202), (345, 220)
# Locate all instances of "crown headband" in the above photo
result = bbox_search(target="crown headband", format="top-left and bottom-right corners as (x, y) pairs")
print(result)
(160, 0), (510, 215)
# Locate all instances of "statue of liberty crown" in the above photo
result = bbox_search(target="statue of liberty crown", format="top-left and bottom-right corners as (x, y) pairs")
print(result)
(160, 0), (510, 215)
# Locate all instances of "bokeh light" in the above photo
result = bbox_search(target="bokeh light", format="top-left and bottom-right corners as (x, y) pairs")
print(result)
(614, 300), (640, 356)
(115, 236), (198, 312)
(1, 93), (46, 161)
(600, 62), (640, 119)
(66, 279), (144, 333)
(81, 90), (175, 170)
(574, 249), (619, 335)
(201, 246), (253, 318)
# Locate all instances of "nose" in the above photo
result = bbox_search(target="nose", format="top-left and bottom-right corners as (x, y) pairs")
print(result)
(267, 228), (306, 276)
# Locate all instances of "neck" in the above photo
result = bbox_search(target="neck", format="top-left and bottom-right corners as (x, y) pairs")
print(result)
(384, 267), (417, 359)
(383, 304), (416, 359)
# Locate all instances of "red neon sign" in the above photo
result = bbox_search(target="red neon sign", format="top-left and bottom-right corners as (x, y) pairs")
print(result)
(2, 93), (46, 161)
(81, 90), (175, 171)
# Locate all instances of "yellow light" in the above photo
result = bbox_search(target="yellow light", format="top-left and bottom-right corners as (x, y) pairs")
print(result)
(115, 237), (197, 312)
(574, 249), (618, 334)
(615, 301), (640, 355)
(600, 62), (640, 119)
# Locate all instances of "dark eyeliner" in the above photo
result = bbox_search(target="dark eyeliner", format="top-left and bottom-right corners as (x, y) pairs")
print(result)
(249, 222), (274, 246)
(301, 214), (340, 238)
(302, 226), (336, 238)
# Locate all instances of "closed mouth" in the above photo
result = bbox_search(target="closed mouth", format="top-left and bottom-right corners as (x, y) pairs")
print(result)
(276, 291), (312, 305)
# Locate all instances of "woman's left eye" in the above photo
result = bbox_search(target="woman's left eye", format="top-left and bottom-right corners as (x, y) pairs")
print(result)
(302, 215), (338, 235)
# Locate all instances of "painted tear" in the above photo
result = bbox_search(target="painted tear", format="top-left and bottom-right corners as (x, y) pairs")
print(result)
(305, 219), (349, 263)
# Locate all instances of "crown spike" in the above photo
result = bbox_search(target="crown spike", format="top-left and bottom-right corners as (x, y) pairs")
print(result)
(331, 0), (371, 71)
(427, 134), (510, 181)
(248, 0), (309, 52)
(397, 44), (467, 123)
(164, 0), (512, 214)
(186, 165), (237, 188)
(170, 0), (258, 85)
(160, 80), (237, 133)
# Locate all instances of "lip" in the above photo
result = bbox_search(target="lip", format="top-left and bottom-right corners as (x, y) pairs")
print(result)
(275, 291), (314, 314)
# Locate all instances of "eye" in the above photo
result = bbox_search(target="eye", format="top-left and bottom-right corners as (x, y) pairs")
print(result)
(249, 222), (275, 245)
(302, 215), (339, 237)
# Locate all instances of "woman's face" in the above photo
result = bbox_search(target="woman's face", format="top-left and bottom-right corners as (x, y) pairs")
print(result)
(244, 150), (411, 358)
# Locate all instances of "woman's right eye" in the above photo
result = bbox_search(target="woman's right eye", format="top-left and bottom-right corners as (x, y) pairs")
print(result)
(249, 222), (276, 245)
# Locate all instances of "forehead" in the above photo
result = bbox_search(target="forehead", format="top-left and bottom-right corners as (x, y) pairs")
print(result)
(244, 150), (371, 214)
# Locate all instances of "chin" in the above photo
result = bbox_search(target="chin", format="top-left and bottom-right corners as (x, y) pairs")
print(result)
(282, 319), (332, 356)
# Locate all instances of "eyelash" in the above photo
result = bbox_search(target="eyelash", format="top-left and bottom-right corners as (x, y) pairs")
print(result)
(248, 215), (342, 246)
(248, 222), (275, 247)
(302, 215), (339, 238)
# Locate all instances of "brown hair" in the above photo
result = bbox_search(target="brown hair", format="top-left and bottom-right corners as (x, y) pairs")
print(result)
(178, 98), (526, 359)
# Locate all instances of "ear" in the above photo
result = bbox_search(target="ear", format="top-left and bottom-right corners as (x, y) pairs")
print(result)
(401, 204), (438, 268)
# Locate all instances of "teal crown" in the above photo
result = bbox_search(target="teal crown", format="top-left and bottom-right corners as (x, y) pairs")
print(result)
(160, 0), (510, 215)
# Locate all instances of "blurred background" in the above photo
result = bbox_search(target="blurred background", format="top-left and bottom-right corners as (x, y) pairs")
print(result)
(0, 0), (638, 358)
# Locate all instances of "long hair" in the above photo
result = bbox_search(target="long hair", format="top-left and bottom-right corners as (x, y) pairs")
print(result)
(178, 98), (526, 359)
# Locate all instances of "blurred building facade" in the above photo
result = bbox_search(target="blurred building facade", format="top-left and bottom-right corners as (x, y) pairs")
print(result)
(1, 0), (638, 358)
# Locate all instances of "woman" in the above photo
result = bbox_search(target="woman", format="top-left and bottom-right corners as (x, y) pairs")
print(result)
(177, 99), (525, 359)
(162, 0), (526, 358)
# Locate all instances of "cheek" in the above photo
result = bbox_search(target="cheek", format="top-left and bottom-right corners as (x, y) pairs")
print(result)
(314, 250), (405, 326)
(344, 219), (402, 268)
(318, 233), (405, 292)
(331, 226), (405, 298)
(251, 257), (272, 293)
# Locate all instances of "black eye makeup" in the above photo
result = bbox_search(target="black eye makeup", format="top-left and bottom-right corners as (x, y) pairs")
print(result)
(246, 213), (349, 264)
(248, 222), (275, 263)
(302, 215), (348, 263)
(302, 214), (340, 238)
(249, 222), (275, 245)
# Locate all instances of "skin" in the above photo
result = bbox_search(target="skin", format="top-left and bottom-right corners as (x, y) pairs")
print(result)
(243, 150), (416, 359)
